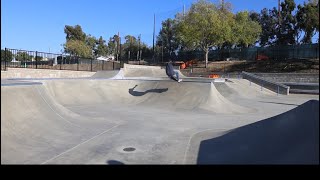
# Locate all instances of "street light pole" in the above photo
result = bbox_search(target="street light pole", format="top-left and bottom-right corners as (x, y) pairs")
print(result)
(161, 40), (164, 63)
(152, 13), (155, 64)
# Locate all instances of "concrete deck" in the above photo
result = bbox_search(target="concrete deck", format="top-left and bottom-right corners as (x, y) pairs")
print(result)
(1, 66), (319, 164)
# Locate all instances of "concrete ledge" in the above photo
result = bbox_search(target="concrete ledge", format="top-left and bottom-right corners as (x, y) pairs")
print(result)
(124, 63), (162, 69)
(242, 71), (290, 95)
(1, 68), (95, 79)
(289, 89), (319, 94)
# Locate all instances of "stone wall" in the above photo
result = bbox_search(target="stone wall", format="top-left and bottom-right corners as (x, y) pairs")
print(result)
(254, 73), (319, 83)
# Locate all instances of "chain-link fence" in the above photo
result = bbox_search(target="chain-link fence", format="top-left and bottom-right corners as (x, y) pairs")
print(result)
(1, 44), (318, 71)
(151, 43), (319, 63)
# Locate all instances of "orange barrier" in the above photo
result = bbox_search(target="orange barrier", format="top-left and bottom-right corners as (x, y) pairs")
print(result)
(256, 54), (269, 61)
(185, 60), (197, 67)
(173, 60), (198, 69)
(180, 63), (186, 69)
(177, 60), (198, 69)
(209, 74), (220, 78)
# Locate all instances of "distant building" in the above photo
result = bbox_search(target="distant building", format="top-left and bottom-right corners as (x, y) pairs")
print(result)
(11, 57), (19, 62)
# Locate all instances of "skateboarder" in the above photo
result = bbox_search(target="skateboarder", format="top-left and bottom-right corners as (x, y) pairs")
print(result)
(166, 61), (182, 83)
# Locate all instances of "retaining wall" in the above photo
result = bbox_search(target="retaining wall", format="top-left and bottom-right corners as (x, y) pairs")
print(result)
(1, 68), (96, 79)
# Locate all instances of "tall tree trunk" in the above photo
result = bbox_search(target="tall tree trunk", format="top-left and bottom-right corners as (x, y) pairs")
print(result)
(204, 47), (209, 68)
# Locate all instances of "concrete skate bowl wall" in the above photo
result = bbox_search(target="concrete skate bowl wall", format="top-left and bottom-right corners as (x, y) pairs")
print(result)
(189, 100), (319, 164)
(1, 84), (117, 164)
(1, 68), (95, 79)
(215, 79), (276, 100)
(90, 70), (120, 79)
(43, 80), (253, 114)
(123, 63), (186, 78)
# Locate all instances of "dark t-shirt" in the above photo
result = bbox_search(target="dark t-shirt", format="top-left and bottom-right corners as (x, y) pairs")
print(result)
(166, 62), (175, 77)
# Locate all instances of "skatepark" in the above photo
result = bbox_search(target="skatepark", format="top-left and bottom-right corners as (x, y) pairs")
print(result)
(1, 64), (319, 164)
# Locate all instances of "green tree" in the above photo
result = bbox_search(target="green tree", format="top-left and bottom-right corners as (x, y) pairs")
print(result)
(107, 37), (116, 56)
(233, 11), (262, 47)
(296, 0), (319, 43)
(15, 52), (33, 61)
(64, 25), (86, 42)
(96, 36), (108, 57)
(63, 24), (97, 58)
(176, 0), (233, 67)
(253, 8), (278, 46)
(64, 39), (92, 58)
(276, 0), (297, 45)
(35, 56), (43, 61)
(156, 18), (179, 56)
(108, 34), (120, 59)
(216, 1), (235, 48)
(86, 34), (97, 55)
(140, 43), (153, 61)
(1, 49), (13, 62)
(252, 0), (313, 46)
(249, 11), (260, 22)
(123, 35), (139, 60)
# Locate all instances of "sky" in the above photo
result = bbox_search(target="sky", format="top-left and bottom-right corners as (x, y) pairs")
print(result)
(1, 0), (312, 53)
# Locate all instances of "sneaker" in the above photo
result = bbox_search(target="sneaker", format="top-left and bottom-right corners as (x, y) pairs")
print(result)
(178, 79), (182, 83)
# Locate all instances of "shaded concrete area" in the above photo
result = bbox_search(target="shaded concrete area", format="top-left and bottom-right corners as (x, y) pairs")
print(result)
(1, 79), (43, 86)
(1, 65), (319, 164)
(192, 100), (319, 164)
(106, 160), (125, 165)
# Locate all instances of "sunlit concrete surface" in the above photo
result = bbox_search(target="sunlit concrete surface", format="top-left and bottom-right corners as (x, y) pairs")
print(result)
(1, 66), (319, 164)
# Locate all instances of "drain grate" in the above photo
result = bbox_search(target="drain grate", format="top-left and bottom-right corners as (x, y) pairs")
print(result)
(123, 147), (136, 152)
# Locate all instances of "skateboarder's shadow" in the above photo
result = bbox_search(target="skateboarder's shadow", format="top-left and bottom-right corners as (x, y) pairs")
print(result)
(106, 160), (125, 165)
(128, 85), (168, 96)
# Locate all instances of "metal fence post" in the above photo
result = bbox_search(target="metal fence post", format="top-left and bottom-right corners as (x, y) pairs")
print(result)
(4, 48), (7, 70)
(35, 51), (38, 69)
(293, 45), (295, 59)
(77, 56), (79, 71)
(317, 44), (319, 59)
(120, 44), (122, 67)
(277, 86), (279, 96)
(60, 54), (62, 70)
(102, 60), (104, 71)
(90, 58), (93, 72)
